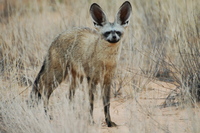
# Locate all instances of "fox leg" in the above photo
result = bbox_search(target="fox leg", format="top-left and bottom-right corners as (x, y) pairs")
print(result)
(102, 83), (117, 127)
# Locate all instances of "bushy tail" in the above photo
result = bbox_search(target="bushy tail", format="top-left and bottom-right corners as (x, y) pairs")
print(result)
(29, 60), (46, 107)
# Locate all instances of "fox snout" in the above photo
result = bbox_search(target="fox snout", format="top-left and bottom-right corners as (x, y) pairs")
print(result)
(103, 30), (122, 43)
(30, 1), (132, 128)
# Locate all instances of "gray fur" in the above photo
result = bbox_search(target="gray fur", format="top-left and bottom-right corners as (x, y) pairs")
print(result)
(30, 1), (132, 127)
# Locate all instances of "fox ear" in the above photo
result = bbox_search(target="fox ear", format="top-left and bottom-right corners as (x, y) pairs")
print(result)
(90, 3), (107, 27)
(116, 1), (132, 27)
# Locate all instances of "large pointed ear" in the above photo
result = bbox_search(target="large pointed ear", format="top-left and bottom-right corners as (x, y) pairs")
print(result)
(90, 3), (107, 27)
(116, 1), (132, 27)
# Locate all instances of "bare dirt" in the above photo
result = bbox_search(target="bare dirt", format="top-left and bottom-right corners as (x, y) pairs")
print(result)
(1, 80), (199, 133)
(94, 81), (200, 133)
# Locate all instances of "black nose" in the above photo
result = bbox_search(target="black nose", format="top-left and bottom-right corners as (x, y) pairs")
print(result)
(113, 35), (117, 39)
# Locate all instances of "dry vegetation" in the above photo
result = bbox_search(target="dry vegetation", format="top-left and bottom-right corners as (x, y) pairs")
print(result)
(0, 0), (200, 133)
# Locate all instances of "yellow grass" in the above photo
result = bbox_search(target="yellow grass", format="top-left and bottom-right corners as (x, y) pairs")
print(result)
(1, 0), (200, 133)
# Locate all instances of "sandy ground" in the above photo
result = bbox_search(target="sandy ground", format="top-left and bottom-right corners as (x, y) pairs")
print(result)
(1, 81), (200, 133)
(93, 81), (200, 133)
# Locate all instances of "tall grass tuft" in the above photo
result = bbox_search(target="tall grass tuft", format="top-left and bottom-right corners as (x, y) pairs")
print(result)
(1, 0), (200, 132)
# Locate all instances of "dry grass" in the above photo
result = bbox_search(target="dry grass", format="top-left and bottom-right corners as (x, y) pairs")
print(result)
(1, 0), (200, 133)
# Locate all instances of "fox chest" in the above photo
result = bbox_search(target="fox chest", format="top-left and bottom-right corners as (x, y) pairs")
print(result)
(81, 57), (117, 83)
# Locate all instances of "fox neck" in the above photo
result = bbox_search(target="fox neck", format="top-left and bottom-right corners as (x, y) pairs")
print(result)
(95, 36), (122, 63)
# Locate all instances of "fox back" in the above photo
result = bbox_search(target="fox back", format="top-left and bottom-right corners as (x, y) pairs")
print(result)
(49, 1), (131, 80)
(30, 1), (132, 127)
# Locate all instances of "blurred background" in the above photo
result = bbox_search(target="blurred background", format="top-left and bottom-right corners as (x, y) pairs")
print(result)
(0, 0), (200, 133)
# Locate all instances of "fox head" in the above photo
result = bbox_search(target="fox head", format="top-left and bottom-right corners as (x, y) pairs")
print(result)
(90, 1), (132, 43)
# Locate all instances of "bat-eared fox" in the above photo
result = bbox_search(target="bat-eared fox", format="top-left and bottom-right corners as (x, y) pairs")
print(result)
(30, 1), (132, 127)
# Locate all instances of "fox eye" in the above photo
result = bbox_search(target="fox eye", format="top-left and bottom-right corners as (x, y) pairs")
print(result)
(104, 31), (111, 37)
(116, 31), (122, 36)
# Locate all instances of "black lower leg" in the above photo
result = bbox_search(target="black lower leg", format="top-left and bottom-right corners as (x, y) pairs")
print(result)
(89, 90), (94, 117)
(103, 85), (117, 127)
(69, 88), (75, 101)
